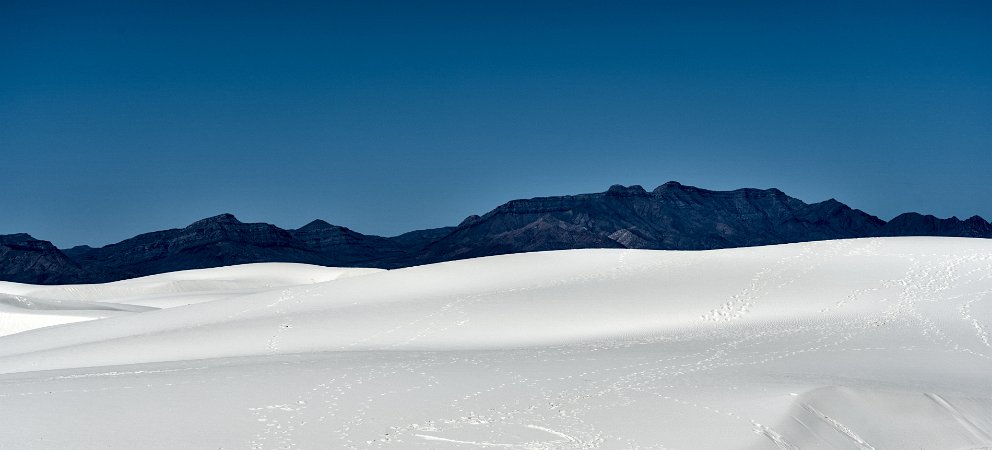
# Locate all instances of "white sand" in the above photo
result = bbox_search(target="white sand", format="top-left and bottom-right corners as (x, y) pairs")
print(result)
(0, 237), (989, 449)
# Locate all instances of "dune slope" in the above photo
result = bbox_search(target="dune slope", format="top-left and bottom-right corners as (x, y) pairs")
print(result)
(0, 238), (989, 449)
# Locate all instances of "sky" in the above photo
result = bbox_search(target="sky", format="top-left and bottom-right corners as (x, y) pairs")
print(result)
(1, 1), (990, 247)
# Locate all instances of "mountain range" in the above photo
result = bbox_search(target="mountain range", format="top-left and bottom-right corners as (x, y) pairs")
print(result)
(3, 182), (990, 284)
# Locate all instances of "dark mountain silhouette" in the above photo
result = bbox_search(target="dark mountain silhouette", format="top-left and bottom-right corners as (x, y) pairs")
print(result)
(0, 234), (87, 284)
(879, 213), (992, 238)
(287, 219), (416, 266)
(411, 183), (887, 264)
(69, 214), (327, 281)
(2, 182), (989, 284)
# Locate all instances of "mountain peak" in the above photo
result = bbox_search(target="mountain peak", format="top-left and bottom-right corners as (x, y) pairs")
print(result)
(459, 215), (482, 227)
(186, 213), (242, 228)
(651, 181), (691, 194)
(966, 215), (990, 225)
(297, 219), (336, 232)
(605, 184), (648, 197)
(0, 233), (37, 244)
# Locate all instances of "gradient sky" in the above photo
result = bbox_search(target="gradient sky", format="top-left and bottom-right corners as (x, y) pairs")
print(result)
(2, 1), (990, 247)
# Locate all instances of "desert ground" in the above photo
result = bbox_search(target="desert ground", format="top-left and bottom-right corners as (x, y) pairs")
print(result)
(1, 237), (990, 449)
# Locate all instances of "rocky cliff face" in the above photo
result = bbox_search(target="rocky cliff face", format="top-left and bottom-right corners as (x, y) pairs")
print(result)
(69, 214), (325, 280)
(412, 182), (888, 264)
(879, 213), (992, 238)
(48, 214), (443, 281)
(0, 234), (87, 284)
(289, 219), (401, 265)
(2, 182), (990, 284)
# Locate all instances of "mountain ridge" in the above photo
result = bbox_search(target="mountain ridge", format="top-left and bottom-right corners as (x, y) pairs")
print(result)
(3, 182), (990, 284)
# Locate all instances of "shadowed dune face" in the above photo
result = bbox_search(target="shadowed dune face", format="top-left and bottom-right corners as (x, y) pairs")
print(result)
(0, 238), (990, 448)
(761, 387), (992, 450)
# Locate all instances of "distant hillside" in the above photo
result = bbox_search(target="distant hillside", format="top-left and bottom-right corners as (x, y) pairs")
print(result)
(2, 182), (990, 284)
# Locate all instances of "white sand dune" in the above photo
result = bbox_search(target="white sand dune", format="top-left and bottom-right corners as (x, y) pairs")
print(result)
(0, 237), (990, 449)
(0, 263), (384, 337)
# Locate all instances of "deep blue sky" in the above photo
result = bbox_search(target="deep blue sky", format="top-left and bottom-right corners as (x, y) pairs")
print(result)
(2, 1), (990, 247)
